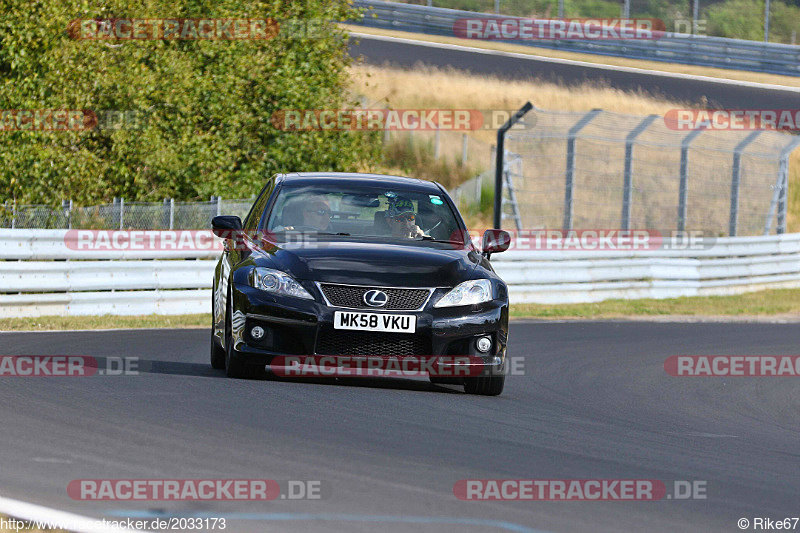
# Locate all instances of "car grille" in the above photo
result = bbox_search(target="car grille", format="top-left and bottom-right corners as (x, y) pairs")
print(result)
(318, 283), (430, 310)
(315, 330), (430, 356)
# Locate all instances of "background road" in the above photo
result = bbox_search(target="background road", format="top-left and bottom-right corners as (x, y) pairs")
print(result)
(348, 34), (800, 109)
(0, 322), (798, 532)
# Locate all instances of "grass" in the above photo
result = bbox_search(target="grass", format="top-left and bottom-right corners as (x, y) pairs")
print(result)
(2, 288), (800, 331)
(0, 314), (208, 332)
(511, 288), (800, 319)
(343, 23), (800, 88)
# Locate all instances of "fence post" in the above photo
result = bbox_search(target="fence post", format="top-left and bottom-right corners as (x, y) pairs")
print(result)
(169, 198), (175, 230)
(461, 133), (468, 167)
(494, 102), (533, 229)
(62, 199), (73, 229)
(729, 130), (762, 237)
(678, 127), (705, 232)
(776, 137), (800, 234)
(621, 114), (658, 230)
(216, 195), (222, 217)
(563, 109), (601, 231)
(434, 129), (440, 160)
(11, 201), (15, 229)
(119, 197), (124, 230)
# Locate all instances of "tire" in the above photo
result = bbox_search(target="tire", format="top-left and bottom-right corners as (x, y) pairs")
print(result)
(463, 374), (505, 396)
(224, 296), (247, 379)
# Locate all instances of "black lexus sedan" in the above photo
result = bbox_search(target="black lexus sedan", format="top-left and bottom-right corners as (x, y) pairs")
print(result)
(210, 172), (510, 395)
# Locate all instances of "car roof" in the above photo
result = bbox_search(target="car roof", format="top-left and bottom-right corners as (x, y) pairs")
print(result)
(279, 172), (443, 193)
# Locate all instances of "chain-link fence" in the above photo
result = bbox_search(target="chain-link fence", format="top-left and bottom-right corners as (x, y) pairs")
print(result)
(0, 197), (254, 229)
(500, 108), (800, 236)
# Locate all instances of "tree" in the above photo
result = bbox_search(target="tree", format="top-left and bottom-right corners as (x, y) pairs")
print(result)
(0, 0), (379, 205)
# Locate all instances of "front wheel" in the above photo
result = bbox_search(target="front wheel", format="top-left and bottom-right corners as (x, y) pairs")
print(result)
(210, 329), (225, 370)
(224, 300), (247, 379)
(463, 374), (505, 396)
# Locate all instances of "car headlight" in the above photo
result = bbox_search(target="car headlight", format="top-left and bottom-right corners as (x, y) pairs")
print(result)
(434, 279), (493, 308)
(250, 267), (314, 300)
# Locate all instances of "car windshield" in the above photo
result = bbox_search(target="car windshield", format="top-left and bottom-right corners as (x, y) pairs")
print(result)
(264, 184), (463, 243)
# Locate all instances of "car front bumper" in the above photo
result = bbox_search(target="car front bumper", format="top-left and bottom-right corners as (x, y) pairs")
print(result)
(229, 282), (509, 374)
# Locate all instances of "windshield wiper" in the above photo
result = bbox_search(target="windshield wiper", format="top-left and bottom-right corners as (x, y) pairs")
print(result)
(417, 235), (464, 244)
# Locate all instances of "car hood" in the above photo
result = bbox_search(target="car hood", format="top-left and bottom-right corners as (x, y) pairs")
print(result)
(252, 240), (481, 288)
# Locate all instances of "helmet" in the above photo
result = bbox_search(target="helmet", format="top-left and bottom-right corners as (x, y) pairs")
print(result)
(386, 196), (415, 218)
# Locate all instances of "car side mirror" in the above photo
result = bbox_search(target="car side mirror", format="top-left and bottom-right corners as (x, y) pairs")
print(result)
(482, 229), (511, 258)
(212, 215), (242, 239)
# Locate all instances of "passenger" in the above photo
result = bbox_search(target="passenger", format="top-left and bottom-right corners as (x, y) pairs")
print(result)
(385, 197), (426, 239)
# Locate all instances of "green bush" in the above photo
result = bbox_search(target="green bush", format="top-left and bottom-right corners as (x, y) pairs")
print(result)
(0, 0), (380, 205)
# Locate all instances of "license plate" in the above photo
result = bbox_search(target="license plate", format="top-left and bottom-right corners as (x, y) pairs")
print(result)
(333, 311), (416, 333)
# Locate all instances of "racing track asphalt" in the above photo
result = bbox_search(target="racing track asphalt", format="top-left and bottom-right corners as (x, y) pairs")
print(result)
(348, 34), (800, 109)
(0, 322), (798, 532)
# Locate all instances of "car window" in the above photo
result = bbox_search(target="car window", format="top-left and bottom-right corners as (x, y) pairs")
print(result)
(263, 184), (462, 243)
(243, 177), (276, 231)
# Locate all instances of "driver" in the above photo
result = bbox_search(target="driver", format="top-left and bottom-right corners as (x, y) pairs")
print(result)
(386, 197), (426, 239)
(278, 195), (331, 231)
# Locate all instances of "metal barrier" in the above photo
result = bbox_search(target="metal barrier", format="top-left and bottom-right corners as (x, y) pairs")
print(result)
(352, 0), (800, 77)
(492, 233), (800, 303)
(1, 229), (799, 316)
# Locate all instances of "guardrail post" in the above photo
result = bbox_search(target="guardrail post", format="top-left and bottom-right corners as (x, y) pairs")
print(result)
(621, 114), (658, 230)
(678, 127), (705, 232)
(729, 130), (762, 237)
(494, 102), (533, 229)
(563, 109), (601, 231)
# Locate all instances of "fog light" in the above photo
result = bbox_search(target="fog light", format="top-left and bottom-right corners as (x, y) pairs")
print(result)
(476, 336), (492, 353)
(251, 326), (265, 340)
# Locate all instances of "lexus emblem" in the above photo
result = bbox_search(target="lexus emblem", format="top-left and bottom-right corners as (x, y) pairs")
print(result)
(363, 289), (388, 308)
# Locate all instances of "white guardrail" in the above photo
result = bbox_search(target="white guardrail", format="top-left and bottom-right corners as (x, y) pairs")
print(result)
(1, 229), (799, 317)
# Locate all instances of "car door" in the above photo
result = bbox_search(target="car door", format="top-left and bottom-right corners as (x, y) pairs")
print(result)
(213, 176), (278, 337)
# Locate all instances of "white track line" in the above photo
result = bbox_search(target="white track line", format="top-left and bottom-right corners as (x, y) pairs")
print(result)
(351, 32), (800, 93)
(0, 496), (150, 532)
